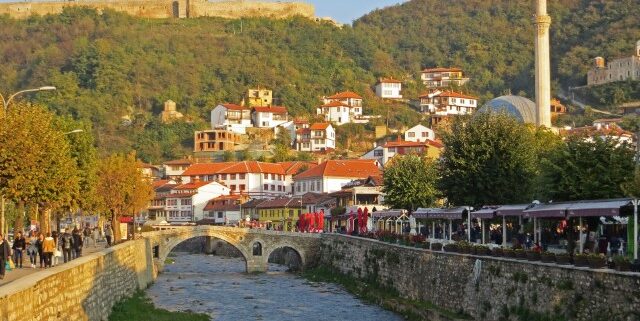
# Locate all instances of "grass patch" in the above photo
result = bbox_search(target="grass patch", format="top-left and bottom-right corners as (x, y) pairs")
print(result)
(165, 258), (176, 264)
(303, 266), (471, 320)
(109, 290), (210, 321)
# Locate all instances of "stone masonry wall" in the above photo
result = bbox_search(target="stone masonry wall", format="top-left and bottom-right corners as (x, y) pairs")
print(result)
(319, 235), (640, 321)
(0, 238), (155, 321)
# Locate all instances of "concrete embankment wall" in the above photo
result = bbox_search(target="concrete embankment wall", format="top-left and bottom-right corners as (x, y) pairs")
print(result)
(0, 239), (155, 321)
(319, 234), (640, 321)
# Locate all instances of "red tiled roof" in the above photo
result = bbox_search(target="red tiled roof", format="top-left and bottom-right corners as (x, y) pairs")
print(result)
(294, 119), (309, 124)
(256, 197), (300, 209)
(320, 101), (351, 108)
(221, 103), (247, 111)
(310, 123), (331, 130)
(174, 181), (211, 190)
(437, 91), (478, 100)
(252, 106), (287, 114)
(166, 193), (196, 199)
(384, 139), (444, 149)
(182, 161), (287, 176)
(163, 158), (193, 166)
(204, 200), (240, 211)
(378, 77), (402, 84)
(280, 161), (317, 175)
(327, 91), (362, 100)
(422, 67), (463, 73)
(152, 180), (172, 188)
(294, 160), (381, 180)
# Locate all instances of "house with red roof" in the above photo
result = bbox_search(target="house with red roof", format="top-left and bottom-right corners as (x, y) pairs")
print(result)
(210, 103), (253, 134)
(181, 161), (315, 198)
(252, 106), (289, 128)
(420, 67), (470, 88)
(292, 159), (381, 196)
(375, 77), (403, 99)
(295, 123), (335, 152)
(317, 91), (364, 126)
(164, 179), (231, 223)
(162, 158), (193, 181)
(419, 90), (478, 125)
(360, 135), (443, 167)
(201, 194), (249, 225)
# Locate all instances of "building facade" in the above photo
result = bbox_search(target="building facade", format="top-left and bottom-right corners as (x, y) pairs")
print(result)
(252, 106), (289, 128)
(160, 100), (184, 123)
(317, 91), (364, 125)
(194, 129), (240, 152)
(419, 91), (478, 125)
(404, 124), (435, 142)
(293, 159), (381, 196)
(375, 78), (403, 99)
(587, 41), (640, 86)
(421, 67), (470, 88)
(295, 123), (336, 152)
(164, 180), (230, 223)
(210, 103), (252, 134)
(244, 88), (273, 107)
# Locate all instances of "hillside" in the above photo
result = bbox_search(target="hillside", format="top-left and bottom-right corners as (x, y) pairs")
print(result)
(0, 1), (638, 162)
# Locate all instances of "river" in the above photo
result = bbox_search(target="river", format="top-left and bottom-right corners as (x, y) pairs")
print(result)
(146, 253), (404, 321)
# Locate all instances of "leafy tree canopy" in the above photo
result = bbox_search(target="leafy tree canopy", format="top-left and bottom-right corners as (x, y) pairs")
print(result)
(383, 155), (439, 210)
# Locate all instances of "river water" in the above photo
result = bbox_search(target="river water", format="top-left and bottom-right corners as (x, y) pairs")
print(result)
(147, 253), (404, 321)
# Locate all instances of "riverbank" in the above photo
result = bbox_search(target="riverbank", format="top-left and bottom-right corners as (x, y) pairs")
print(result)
(302, 266), (471, 321)
(109, 289), (210, 321)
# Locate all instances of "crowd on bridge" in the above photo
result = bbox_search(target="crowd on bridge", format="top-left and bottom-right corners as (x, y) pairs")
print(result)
(0, 225), (116, 281)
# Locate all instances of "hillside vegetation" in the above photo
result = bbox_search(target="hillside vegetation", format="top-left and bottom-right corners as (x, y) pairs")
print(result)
(0, 0), (638, 162)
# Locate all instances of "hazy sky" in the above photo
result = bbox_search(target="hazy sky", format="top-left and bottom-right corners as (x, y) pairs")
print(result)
(308, 0), (407, 24)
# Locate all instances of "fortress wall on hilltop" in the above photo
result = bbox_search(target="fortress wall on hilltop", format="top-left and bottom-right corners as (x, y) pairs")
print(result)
(0, 0), (314, 19)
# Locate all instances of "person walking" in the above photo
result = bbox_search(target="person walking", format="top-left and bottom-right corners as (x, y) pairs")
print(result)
(51, 231), (60, 266)
(27, 231), (38, 268)
(83, 226), (92, 248)
(92, 227), (100, 248)
(0, 233), (11, 279)
(42, 233), (55, 268)
(59, 229), (74, 263)
(105, 225), (113, 247)
(72, 228), (83, 259)
(12, 231), (26, 269)
(35, 233), (45, 268)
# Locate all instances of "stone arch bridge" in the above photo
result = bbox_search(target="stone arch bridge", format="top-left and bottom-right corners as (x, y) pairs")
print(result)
(143, 226), (322, 273)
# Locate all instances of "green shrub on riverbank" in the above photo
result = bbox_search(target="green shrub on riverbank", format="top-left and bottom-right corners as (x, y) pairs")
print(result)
(108, 290), (210, 321)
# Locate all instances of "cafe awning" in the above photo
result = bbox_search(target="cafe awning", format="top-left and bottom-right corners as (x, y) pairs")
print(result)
(412, 208), (438, 219)
(428, 207), (468, 220)
(471, 207), (499, 219)
(495, 204), (531, 217)
(372, 209), (407, 219)
(523, 203), (568, 218)
(566, 199), (633, 218)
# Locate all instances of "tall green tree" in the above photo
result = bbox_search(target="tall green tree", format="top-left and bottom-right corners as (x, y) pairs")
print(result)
(439, 113), (539, 208)
(382, 155), (439, 210)
(540, 136), (635, 202)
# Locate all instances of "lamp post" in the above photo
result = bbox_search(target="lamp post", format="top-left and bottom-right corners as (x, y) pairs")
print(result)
(0, 86), (57, 237)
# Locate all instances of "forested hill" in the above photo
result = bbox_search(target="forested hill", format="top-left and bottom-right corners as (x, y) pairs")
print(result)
(0, 1), (638, 162)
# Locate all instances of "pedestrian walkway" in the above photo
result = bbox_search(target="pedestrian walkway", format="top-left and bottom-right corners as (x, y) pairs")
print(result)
(0, 242), (105, 287)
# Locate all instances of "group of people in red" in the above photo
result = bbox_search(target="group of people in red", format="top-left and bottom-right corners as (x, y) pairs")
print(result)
(345, 207), (369, 234)
(296, 209), (325, 233)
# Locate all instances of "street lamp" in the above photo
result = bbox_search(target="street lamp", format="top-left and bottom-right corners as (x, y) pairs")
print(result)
(0, 86), (57, 237)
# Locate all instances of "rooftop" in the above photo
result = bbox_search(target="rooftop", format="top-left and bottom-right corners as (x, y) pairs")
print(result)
(327, 91), (363, 100)
(253, 106), (287, 114)
(294, 159), (381, 180)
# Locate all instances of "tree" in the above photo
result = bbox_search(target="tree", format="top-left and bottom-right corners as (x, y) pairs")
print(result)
(272, 144), (291, 163)
(540, 136), (635, 202)
(95, 152), (154, 243)
(383, 155), (439, 210)
(439, 113), (539, 208)
(0, 103), (79, 233)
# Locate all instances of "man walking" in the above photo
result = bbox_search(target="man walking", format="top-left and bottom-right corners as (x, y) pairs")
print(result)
(0, 233), (10, 279)
(59, 229), (74, 263)
(72, 228), (83, 259)
(12, 231), (26, 268)
(105, 225), (113, 247)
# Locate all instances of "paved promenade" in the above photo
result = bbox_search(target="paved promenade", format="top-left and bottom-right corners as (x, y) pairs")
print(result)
(0, 242), (105, 287)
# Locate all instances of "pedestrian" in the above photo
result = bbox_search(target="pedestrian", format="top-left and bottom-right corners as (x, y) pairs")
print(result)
(83, 226), (92, 248)
(27, 231), (38, 268)
(105, 225), (113, 247)
(72, 228), (83, 259)
(51, 230), (60, 266)
(12, 231), (26, 269)
(59, 228), (74, 263)
(35, 233), (45, 268)
(92, 227), (100, 248)
(42, 233), (55, 268)
(0, 232), (11, 279)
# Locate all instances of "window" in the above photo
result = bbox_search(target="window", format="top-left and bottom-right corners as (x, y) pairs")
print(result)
(271, 174), (276, 180)
(263, 173), (268, 179)
(264, 184), (268, 190)
(408, 132), (415, 138)
(316, 181), (321, 191)
(422, 132), (428, 137)
(221, 174), (227, 180)
(239, 173), (245, 179)
(240, 184), (246, 191)
(217, 212), (223, 218)
(388, 147), (396, 153)
(230, 185), (236, 191)
(271, 185), (275, 191)
(181, 199), (191, 206)
(374, 149), (383, 157)
(230, 174), (236, 180)
(296, 184), (301, 192)
(278, 185), (282, 192)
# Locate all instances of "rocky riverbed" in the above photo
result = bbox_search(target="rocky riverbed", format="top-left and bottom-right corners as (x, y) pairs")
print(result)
(147, 253), (404, 321)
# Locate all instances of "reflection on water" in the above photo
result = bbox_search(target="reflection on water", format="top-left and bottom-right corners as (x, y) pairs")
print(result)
(147, 253), (404, 321)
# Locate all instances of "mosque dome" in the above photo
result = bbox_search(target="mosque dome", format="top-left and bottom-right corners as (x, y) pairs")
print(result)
(477, 95), (537, 124)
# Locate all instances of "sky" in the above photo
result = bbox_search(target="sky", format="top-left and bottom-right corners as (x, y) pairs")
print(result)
(307, 0), (407, 24)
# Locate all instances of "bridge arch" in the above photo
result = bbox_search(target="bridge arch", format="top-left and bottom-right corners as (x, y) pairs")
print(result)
(263, 241), (307, 271)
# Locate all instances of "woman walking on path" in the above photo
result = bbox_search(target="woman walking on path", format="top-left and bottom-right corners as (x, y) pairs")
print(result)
(12, 231), (26, 269)
(0, 233), (10, 279)
(42, 233), (56, 268)
(27, 231), (38, 268)
(35, 233), (45, 268)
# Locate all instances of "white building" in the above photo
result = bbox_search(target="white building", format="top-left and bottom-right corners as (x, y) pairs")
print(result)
(293, 159), (381, 196)
(181, 161), (312, 198)
(202, 195), (242, 225)
(419, 91), (478, 125)
(359, 145), (384, 166)
(295, 123), (336, 152)
(420, 67), (470, 88)
(317, 91), (364, 125)
(587, 40), (640, 86)
(162, 159), (193, 181)
(404, 124), (435, 142)
(375, 78), (403, 99)
(210, 103), (253, 134)
(252, 106), (289, 128)
(165, 180), (230, 223)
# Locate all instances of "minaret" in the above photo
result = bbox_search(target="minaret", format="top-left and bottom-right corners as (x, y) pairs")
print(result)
(534, 0), (552, 128)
